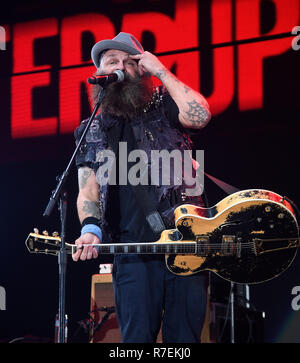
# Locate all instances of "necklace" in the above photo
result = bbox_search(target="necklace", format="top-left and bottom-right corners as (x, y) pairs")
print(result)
(143, 87), (163, 113)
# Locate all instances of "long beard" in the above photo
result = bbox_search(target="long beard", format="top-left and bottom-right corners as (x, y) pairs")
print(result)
(91, 71), (154, 120)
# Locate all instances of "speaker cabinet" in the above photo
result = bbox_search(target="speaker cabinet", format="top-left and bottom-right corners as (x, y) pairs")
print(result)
(90, 273), (122, 343)
(90, 273), (210, 343)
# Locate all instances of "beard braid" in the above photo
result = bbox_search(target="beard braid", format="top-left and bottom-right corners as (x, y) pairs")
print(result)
(91, 71), (154, 120)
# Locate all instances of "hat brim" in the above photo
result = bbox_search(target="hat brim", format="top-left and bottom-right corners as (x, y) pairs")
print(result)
(91, 40), (142, 68)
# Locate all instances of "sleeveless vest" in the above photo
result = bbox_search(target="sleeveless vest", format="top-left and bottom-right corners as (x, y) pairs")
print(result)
(74, 88), (204, 242)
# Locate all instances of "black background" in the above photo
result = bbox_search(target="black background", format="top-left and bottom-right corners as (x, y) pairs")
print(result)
(0, 0), (300, 343)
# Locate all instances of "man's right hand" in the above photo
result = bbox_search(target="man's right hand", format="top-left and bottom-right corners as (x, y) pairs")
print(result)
(72, 232), (100, 261)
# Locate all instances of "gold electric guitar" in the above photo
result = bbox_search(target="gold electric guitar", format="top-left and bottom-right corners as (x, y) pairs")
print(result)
(25, 189), (299, 284)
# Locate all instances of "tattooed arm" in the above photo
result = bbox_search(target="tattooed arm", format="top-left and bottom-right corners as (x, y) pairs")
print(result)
(130, 51), (211, 129)
(73, 166), (100, 262)
(77, 166), (100, 222)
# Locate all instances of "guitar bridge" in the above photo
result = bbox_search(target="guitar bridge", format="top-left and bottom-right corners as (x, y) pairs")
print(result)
(252, 237), (299, 256)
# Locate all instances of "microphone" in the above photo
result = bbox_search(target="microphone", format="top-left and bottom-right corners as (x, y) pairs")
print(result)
(87, 70), (124, 86)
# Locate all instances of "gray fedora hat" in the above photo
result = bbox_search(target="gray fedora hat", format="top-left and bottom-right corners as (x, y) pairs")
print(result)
(91, 32), (144, 68)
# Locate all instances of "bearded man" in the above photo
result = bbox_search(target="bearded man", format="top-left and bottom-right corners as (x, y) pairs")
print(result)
(72, 32), (211, 343)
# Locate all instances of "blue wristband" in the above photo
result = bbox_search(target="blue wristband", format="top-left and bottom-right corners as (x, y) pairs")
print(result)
(81, 224), (102, 242)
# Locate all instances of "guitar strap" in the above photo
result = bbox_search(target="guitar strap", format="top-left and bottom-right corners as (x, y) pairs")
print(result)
(106, 122), (166, 235)
(204, 172), (240, 195)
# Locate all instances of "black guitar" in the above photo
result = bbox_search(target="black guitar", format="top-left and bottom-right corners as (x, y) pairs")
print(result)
(25, 189), (299, 284)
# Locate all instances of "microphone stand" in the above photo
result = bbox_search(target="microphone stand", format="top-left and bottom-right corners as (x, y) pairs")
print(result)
(43, 87), (106, 343)
(230, 282), (235, 343)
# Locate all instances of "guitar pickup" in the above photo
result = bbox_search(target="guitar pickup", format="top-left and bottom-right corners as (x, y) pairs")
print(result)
(196, 235), (210, 256)
(221, 235), (240, 257)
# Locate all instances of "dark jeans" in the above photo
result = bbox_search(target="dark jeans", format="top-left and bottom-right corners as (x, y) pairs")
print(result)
(112, 254), (207, 343)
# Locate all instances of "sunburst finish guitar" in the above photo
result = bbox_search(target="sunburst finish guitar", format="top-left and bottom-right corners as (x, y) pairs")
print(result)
(26, 189), (299, 284)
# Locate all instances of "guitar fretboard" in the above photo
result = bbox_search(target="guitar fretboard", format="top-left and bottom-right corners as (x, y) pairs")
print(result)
(94, 242), (197, 255)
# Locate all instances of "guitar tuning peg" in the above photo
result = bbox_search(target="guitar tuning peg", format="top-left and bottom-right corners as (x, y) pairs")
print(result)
(42, 230), (49, 236)
(52, 231), (59, 237)
(34, 228), (39, 234)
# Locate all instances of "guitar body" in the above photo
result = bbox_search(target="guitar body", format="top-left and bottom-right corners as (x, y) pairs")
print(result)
(166, 189), (299, 284)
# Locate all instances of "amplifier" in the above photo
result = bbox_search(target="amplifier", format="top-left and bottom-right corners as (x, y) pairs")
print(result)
(90, 273), (122, 343)
(90, 273), (210, 343)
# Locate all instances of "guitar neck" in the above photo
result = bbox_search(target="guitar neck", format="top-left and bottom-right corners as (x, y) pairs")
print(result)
(68, 241), (197, 255)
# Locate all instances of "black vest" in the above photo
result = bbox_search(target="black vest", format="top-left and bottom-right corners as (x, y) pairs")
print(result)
(74, 88), (204, 242)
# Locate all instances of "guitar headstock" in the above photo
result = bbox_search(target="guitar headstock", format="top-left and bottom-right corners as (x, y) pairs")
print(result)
(25, 228), (64, 256)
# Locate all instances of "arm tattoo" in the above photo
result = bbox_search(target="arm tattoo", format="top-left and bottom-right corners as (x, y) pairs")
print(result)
(183, 85), (191, 94)
(185, 100), (209, 126)
(78, 167), (92, 189)
(156, 68), (167, 80)
(82, 200), (101, 219)
(174, 78), (191, 94)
